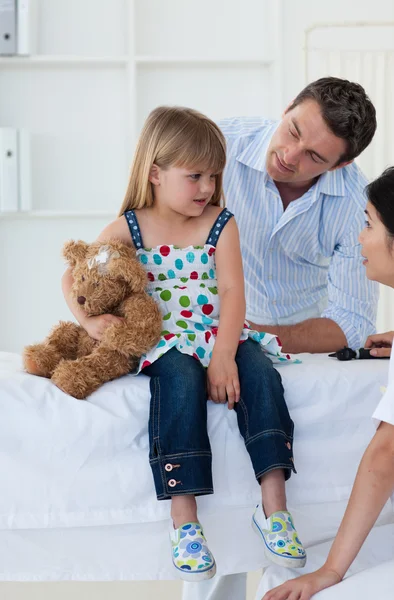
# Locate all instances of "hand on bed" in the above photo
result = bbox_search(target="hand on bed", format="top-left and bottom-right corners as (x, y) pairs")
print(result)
(207, 353), (240, 409)
(364, 331), (394, 358)
(82, 314), (124, 341)
(261, 567), (342, 600)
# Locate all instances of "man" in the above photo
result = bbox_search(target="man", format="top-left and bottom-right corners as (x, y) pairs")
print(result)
(183, 77), (379, 600)
(224, 76), (378, 353)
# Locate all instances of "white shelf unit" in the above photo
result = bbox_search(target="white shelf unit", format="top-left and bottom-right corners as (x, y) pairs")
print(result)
(0, 56), (129, 67)
(0, 0), (281, 218)
(0, 0), (283, 353)
(135, 56), (274, 66)
(0, 210), (117, 219)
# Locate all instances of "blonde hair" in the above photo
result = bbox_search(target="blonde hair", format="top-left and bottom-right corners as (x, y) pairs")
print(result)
(118, 106), (226, 216)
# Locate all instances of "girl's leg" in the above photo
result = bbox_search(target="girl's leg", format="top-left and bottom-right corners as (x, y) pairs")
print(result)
(260, 468), (287, 516)
(143, 348), (212, 505)
(235, 339), (306, 568)
(143, 348), (216, 581)
(234, 339), (295, 496)
(171, 494), (198, 529)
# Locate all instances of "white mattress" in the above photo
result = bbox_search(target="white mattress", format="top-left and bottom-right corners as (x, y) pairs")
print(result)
(256, 523), (394, 599)
(0, 351), (392, 580)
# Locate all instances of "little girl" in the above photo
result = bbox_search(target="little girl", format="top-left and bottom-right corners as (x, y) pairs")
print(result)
(62, 106), (306, 581)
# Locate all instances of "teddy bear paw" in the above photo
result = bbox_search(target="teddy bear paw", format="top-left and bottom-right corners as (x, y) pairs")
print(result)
(51, 360), (97, 400)
(23, 344), (62, 378)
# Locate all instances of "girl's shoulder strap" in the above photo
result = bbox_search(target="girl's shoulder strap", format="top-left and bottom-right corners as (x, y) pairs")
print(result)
(205, 208), (234, 247)
(124, 209), (144, 250)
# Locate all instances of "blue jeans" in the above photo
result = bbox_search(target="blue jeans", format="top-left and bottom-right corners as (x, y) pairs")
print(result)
(143, 339), (295, 500)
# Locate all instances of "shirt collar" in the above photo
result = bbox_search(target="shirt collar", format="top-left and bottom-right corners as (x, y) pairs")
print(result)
(236, 121), (278, 176)
(236, 120), (346, 197)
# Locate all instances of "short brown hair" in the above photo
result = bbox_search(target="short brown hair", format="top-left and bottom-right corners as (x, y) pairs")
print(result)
(287, 77), (377, 164)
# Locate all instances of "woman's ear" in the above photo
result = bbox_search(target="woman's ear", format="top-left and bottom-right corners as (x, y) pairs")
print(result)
(149, 164), (161, 186)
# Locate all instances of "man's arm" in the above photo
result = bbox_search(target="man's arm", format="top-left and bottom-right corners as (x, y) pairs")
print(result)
(250, 318), (346, 354)
(251, 218), (379, 354)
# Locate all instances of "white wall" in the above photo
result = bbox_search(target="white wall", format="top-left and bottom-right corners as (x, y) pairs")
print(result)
(3, 0), (394, 352)
(280, 0), (394, 102)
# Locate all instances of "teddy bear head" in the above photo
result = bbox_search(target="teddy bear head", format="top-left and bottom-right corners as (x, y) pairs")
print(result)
(63, 239), (147, 316)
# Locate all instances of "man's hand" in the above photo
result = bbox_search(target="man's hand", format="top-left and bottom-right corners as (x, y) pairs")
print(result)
(262, 567), (342, 600)
(364, 331), (394, 358)
(207, 352), (240, 410)
(247, 318), (347, 354)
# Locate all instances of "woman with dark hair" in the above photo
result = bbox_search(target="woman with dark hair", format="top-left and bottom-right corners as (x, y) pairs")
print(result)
(261, 167), (394, 600)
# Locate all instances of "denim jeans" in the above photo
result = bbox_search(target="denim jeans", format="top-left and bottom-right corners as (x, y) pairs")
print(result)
(142, 338), (295, 500)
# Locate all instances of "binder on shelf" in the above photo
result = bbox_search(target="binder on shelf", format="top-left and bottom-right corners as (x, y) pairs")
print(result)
(0, 128), (18, 212)
(16, 0), (36, 55)
(18, 129), (31, 211)
(0, 128), (31, 213)
(0, 0), (16, 55)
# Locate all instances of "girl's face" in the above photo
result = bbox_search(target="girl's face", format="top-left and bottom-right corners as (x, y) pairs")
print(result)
(359, 201), (394, 287)
(149, 165), (217, 216)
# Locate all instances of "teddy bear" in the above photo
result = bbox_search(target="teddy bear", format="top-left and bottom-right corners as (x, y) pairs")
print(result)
(23, 239), (162, 399)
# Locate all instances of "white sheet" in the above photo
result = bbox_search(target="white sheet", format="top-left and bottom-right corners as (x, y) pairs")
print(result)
(256, 523), (394, 599)
(0, 504), (392, 582)
(0, 351), (392, 580)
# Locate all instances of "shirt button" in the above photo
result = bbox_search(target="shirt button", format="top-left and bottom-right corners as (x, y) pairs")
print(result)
(272, 300), (277, 305)
(268, 275), (273, 280)
(165, 464), (173, 472)
(168, 479), (177, 488)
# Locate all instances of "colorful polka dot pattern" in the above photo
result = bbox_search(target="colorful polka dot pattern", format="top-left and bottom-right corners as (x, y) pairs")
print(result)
(123, 209), (295, 373)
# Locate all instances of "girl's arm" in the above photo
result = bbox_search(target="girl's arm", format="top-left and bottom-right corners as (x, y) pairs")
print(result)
(207, 218), (246, 408)
(214, 217), (246, 353)
(61, 217), (130, 340)
(263, 420), (394, 600)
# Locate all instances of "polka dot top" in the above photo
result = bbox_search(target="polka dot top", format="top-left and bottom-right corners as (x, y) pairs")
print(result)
(124, 208), (293, 372)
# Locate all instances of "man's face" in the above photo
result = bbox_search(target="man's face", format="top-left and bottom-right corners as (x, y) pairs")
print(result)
(266, 99), (349, 184)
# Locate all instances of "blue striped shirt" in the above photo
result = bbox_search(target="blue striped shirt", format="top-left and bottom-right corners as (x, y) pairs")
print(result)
(219, 117), (379, 349)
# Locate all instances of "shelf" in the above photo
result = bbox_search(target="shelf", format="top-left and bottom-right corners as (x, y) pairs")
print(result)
(135, 56), (273, 67)
(0, 56), (129, 68)
(0, 211), (116, 219)
(0, 55), (272, 69)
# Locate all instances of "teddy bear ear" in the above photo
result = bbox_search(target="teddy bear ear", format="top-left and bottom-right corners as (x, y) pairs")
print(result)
(63, 240), (90, 267)
(109, 252), (148, 292)
(125, 260), (148, 292)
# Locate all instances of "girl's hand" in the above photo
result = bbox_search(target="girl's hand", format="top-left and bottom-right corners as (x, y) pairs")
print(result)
(364, 331), (394, 358)
(82, 314), (124, 341)
(262, 567), (342, 600)
(207, 352), (240, 409)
